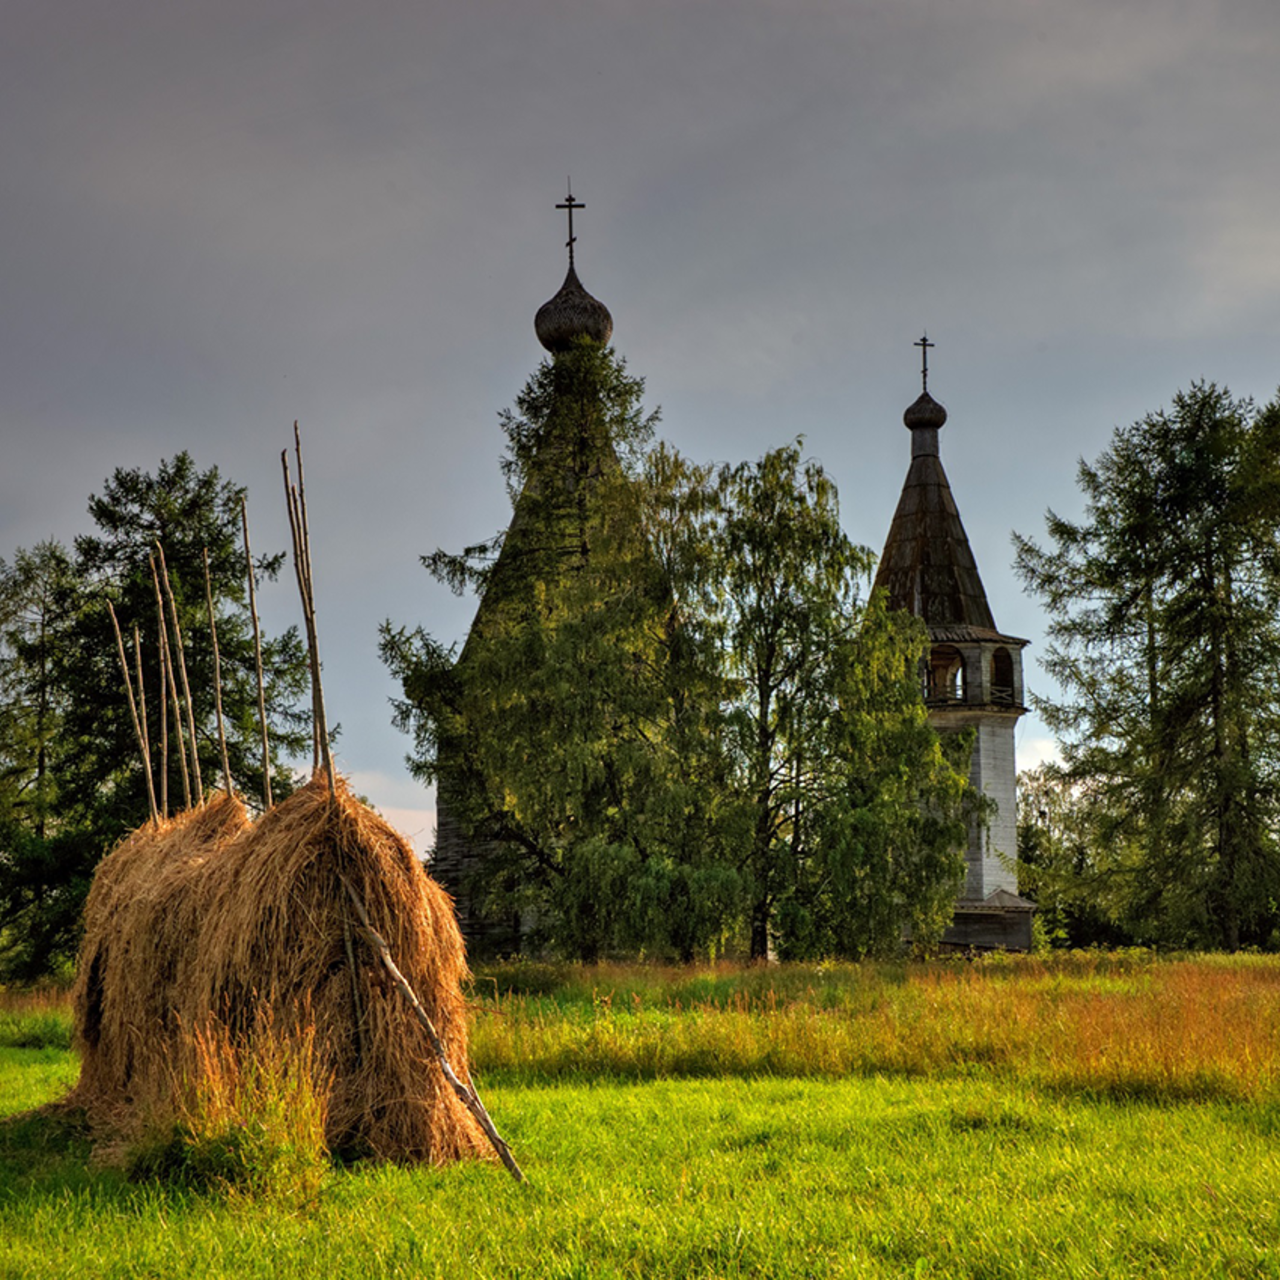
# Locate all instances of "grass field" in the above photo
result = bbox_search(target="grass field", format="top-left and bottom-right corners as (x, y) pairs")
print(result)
(3, 954), (1279, 1278)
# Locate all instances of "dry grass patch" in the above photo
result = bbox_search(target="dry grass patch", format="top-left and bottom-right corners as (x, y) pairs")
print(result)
(469, 954), (1280, 1100)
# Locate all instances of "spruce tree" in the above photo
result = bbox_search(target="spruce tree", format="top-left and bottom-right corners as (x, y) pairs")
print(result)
(383, 342), (742, 959)
(0, 454), (310, 978)
(1015, 383), (1280, 948)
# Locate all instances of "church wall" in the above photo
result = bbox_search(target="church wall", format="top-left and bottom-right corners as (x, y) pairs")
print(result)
(975, 718), (1019, 897)
(930, 707), (1021, 901)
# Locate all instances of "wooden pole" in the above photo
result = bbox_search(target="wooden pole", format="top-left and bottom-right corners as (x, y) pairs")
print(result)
(151, 556), (190, 811)
(286, 474), (319, 773)
(286, 430), (320, 773)
(293, 422), (314, 630)
(240, 497), (273, 809)
(133, 624), (157, 821)
(157, 610), (169, 819)
(202, 547), (233, 795)
(107, 602), (158, 824)
(281, 444), (335, 798)
(155, 543), (203, 800)
(281, 430), (361, 1060)
(339, 874), (526, 1184)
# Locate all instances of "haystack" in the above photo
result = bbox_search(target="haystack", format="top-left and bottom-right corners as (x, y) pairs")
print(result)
(70, 776), (489, 1165)
(70, 792), (252, 1117)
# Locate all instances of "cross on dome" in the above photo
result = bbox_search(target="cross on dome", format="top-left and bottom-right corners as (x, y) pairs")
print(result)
(915, 333), (935, 392)
(534, 183), (613, 352)
(556, 183), (585, 268)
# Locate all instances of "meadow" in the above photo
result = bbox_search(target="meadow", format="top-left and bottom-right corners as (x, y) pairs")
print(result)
(3, 953), (1279, 1278)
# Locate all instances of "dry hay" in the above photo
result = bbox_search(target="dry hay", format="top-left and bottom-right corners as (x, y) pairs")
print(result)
(69, 793), (252, 1116)
(69, 776), (488, 1165)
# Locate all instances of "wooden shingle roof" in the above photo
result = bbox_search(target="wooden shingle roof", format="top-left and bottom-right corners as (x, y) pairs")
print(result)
(873, 392), (1023, 644)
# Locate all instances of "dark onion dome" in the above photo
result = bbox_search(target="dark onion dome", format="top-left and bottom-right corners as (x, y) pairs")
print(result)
(903, 390), (948, 431)
(535, 265), (614, 352)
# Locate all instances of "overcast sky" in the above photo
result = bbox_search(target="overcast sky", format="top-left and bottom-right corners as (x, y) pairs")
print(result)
(3, 0), (1278, 854)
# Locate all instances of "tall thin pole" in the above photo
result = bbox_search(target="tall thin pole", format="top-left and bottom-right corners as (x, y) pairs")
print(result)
(282, 443), (334, 799)
(203, 547), (233, 795)
(293, 423), (320, 772)
(107, 601), (158, 824)
(155, 542), (203, 801)
(157, 612), (169, 819)
(282, 432), (357, 1067)
(133, 624), (157, 821)
(152, 555), (189, 811)
(241, 497), (273, 809)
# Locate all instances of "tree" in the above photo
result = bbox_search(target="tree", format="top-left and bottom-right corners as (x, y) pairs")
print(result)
(0, 453), (310, 979)
(1015, 765), (1135, 949)
(383, 342), (744, 960)
(0, 542), (88, 977)
(67, 452), (310, 821)
(386, 387), (975, 961)
(1014, 383), (1280, 949)
(693, 443), (971, 959)
(0, 542), (80, 841)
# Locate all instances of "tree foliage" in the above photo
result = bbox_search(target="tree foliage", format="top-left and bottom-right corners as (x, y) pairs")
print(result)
(67, 452), (309, 820)
(0, 542), (89, 975)
(385, 346), (973, 960)
(688, 444), (970, 959)
(0, 453), (309, 979)
(1014, 383), (1280, 949)
(383, 343), (739, 960)
(1015, 765), (1134, 949)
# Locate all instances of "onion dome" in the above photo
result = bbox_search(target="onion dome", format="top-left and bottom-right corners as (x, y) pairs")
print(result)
(903, 390), (948, 431)
(534, 265), (614, 352)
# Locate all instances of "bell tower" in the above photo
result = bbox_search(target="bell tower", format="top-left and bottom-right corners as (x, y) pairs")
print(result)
(873, 338), (1034, 947)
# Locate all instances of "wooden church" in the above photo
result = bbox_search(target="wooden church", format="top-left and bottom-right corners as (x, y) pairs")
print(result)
(434, 196), (1035, 954)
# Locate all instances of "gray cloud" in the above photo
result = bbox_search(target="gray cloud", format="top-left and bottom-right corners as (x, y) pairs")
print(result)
(3, 0), (1277, 839)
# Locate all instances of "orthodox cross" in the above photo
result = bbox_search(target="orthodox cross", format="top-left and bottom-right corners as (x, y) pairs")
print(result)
(556, 183), (585, 268)
(915, 333), (935, 392)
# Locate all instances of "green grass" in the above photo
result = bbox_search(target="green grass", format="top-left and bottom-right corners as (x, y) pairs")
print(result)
(4, 957), (1280, 1278)
(0, 987), (73, 1052)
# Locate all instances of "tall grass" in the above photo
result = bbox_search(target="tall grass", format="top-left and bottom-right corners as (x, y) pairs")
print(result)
(0, 986), (72, 1050)
(468, 952), (1280, 1101)
(125, 1014), (332, 1206)
(4, 956), (1280, 1276)
(5, 950), (1280, 1109)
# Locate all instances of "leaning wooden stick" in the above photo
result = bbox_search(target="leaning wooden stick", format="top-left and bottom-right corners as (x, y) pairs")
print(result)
(202, 548), (233, 794)
(281, 444), (334, 793)
(151, 555), (191, 810)
(240, 497), (273, 809)
(338, 874), (526, 1184)
(155, 543), (203, 800)
(132, 624), (157, 821)
(107, 602), (158, 823)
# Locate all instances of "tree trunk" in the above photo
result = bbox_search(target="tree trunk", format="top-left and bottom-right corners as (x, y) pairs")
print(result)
(750, 898), (770, 961)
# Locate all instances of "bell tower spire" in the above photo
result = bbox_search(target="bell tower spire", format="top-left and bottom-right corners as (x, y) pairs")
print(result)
(874, 336), (1034, 947)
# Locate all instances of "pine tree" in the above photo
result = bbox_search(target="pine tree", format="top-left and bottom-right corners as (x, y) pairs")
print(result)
(1015, 383), (1280, 948)
(0, 454), (309, 978)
